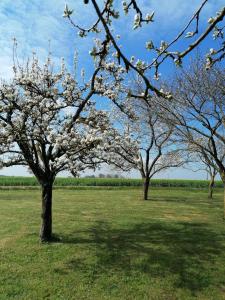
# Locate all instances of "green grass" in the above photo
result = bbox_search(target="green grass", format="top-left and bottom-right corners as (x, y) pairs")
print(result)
(1, 188), (225, 299)
(0, 176), (224, 188)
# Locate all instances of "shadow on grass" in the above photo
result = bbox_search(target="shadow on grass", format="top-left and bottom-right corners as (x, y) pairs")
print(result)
(146, 196), (188, 202)
(58, 221), (224, 294)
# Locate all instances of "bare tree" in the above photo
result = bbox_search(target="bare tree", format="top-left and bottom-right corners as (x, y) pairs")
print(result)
(103, 100), (184, 200)
(188, 146), (219, 199)
(199, 151), (218, 199)
(159, 59), (225, 214)
(0, 55), (109, 242)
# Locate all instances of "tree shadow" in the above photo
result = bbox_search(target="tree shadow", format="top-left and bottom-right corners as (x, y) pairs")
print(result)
(146, 196), (188, 202)
(58, 220), (224, 294)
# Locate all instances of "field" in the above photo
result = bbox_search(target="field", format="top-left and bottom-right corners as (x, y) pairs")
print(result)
(0, 176), (223, 188)
(1, 187), (225, 299)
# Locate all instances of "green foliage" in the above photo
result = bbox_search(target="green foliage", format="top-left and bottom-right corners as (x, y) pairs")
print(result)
(0, 176), (224, 188)
(1, 188), (225, 299)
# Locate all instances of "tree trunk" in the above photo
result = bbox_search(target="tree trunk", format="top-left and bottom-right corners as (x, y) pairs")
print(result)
(143, 177), (150, 200)
(223, 183), (225, 220)
(40, 182), (53, 242)
(219, 172), (225, 220)
(208, 175), (215, 199)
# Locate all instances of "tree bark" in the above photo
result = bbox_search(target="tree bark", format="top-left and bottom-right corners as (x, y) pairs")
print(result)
(40, 182), (53, 242)
(208, 175), (215, 199)
(223, 182), (225, 220)
(219, 172), (225, 219)
(143, 177), (150, 200)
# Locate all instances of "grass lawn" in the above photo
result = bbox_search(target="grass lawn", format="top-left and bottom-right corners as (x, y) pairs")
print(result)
(1, 187), (225, 299)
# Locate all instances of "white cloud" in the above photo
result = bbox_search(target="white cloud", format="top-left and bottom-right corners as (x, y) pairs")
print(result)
(0, 0), (96, 79)
(0, 55), (14, 79)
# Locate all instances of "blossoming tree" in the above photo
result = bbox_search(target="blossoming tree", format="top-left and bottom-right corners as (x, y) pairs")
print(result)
(64, 1), (225, 99)
(0, 55), (109, 242)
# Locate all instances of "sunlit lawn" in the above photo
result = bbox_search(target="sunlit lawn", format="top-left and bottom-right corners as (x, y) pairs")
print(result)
(1, 187), (225, 299)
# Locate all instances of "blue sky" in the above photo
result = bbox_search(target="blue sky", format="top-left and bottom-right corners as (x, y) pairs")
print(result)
(0, 0), (224, 178)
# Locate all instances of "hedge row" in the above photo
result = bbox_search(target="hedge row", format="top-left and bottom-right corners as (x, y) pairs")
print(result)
(0, 177), (223, 188)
